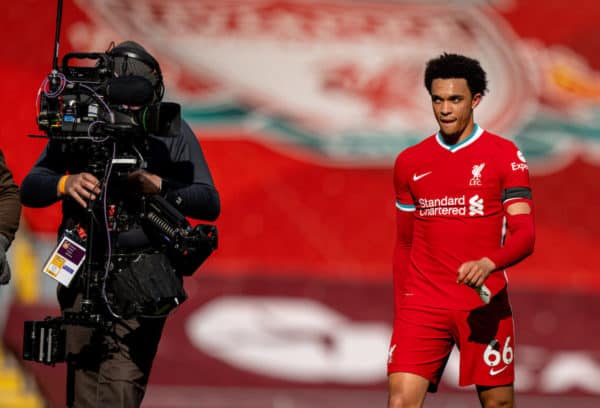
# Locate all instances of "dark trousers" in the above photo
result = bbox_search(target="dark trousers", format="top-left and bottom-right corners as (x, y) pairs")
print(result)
(58, 286), (166, 408)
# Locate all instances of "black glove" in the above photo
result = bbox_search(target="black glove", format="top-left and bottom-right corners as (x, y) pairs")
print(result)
(0, 235), (11, 285)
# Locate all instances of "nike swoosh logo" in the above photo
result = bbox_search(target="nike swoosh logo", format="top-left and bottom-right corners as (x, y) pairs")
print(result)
(489, 366), (509, 376)
(413, 171), (432, 181)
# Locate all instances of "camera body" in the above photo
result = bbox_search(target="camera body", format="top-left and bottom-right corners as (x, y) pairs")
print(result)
(37, 52), (111, 136)
(37, 50), (179, 142)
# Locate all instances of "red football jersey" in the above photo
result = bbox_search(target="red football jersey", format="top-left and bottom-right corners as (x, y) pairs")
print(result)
(393, 125), (531, 310)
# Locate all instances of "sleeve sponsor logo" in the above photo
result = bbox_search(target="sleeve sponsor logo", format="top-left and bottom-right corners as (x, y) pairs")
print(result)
(511, 162), (529, 171)
(511, 150), (529, 171)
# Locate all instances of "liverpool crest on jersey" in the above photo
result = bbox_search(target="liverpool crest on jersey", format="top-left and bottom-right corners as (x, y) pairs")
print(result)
(469, 163), (486, 186)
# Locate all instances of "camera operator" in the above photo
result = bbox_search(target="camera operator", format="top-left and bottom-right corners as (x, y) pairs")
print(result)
(0, 149), (21, 285)
(20, 41), (220, 407)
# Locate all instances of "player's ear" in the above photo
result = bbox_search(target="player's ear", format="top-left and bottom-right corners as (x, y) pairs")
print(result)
(471, 93), (482, 109)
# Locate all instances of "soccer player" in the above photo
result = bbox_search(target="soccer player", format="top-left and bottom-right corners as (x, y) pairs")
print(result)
(387, 53), (535, 408)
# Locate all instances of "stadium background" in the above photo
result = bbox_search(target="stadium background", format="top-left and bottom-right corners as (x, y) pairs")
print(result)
(1, 0), (600, 407)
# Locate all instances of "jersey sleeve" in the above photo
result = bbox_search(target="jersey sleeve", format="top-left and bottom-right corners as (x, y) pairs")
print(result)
(487, 141), (535, 269)
(499, 142), (532, 207)
(393, 151), (415, 212)
(392, 151), (414, 303)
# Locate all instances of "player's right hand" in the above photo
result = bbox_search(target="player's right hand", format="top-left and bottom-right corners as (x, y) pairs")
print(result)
(61, 173), (101, 208)
(456, 257), (496, 288)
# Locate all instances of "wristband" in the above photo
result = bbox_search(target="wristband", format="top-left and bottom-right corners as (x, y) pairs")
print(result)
(58, 175), (68, 195)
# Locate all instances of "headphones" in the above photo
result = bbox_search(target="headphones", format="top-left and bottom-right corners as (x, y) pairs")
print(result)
(108, 42), (165, 102)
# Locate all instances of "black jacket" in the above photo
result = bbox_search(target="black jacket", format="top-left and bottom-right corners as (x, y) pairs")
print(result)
(21, 120), (220, 240)
(0, 149), (21, 243)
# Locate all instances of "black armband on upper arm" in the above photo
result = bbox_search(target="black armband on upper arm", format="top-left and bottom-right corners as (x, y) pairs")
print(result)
(502, 186), (532, 202)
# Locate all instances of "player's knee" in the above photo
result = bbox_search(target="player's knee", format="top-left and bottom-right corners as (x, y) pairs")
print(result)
(478, 384), (514, 408)
(388, 394), (423, 408)
(388, 372), (429, 408)
(481, 397), (513, 408)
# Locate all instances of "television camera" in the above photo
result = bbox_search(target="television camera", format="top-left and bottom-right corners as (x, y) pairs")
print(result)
(37, 46), (179, 142)
(23, 0), (218, 366)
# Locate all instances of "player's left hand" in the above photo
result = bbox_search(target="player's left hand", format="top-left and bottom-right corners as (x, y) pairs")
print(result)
(457, 257), (496, 288)
(127, 169), (162, 194)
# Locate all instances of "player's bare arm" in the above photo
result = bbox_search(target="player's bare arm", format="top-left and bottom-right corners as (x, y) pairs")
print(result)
(505, 201), (531, 215)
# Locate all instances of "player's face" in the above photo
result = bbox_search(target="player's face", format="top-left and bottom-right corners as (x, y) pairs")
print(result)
(430, 78), (481, 142)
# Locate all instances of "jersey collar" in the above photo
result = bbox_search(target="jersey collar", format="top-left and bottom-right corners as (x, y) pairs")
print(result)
(436, 124), (484, 153)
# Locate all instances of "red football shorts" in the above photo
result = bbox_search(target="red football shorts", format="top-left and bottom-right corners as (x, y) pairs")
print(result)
(387, 288), (514, 391)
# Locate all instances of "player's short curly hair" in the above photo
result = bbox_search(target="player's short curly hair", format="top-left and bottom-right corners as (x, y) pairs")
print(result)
(424, 53), (488, 96)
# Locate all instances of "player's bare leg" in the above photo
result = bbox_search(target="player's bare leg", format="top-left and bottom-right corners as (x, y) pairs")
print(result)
(387, 372), (429, 408)
(476, 384), (515, 408)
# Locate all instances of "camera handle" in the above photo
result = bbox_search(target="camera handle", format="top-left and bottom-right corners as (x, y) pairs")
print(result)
(77, 169), (112, 323)
(80, 206), (96, 316)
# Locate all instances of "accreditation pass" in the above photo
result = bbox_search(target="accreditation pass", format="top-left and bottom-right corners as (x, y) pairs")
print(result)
(42, 235), (86, 287)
